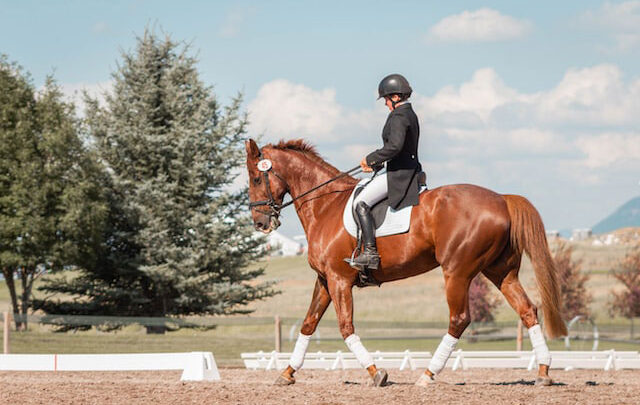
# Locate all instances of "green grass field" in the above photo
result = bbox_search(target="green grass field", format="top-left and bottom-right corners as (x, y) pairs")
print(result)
(1, 242), (639, 366)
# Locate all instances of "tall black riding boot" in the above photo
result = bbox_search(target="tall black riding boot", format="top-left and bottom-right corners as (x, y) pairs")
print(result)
(350, 201), (380, 271)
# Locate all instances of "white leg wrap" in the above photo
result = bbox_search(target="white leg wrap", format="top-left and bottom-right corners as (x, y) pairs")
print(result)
(528, 324), (551, 366)
(344, 334), (374, 369)
(428, 334), (459, 375)
(289, 333), (312, 371)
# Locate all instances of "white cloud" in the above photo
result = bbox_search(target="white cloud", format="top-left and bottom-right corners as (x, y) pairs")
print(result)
(59, 81), (112, 116)
(535, 65), (640, 126)
(92, 22), (109, 34)
(412, 64), (640, 133)
(247, 79), (343, 142)
(342, 144), (380, 162)
(428, 8), (532, 42)
(414, 68), (523, 123)
(580, 1), (640, 51)
(577, 133), (640, 168)
(219, 7), (255, 38)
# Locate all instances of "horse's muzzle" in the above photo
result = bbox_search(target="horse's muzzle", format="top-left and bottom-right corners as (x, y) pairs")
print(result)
(254, 216), (281, 233)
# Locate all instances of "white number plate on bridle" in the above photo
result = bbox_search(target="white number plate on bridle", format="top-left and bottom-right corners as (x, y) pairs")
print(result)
(257, 159), (272, 172)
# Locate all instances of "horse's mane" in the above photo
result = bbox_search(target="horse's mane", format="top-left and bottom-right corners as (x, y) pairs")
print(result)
(267, 139), (341, 175)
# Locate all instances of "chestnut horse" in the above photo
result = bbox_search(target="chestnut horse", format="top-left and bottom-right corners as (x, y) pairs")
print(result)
(245, 138), (567, 387)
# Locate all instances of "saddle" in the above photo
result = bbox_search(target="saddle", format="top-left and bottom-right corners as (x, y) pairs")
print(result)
(343, 172), (428, 288)
(342, 172), (428, 239)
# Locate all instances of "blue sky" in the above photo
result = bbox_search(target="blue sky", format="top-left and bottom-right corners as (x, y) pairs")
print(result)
(2, 1), (640, 238)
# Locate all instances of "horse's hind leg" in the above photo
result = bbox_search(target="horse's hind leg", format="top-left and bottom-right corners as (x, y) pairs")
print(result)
(483, 252), (553, 386)
(416, 273), (472, 386)
(275, 276), (331, 385)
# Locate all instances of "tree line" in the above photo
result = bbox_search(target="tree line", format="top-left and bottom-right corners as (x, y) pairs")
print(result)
(0, 30), (277, 332)
(469, 241), (640, 325)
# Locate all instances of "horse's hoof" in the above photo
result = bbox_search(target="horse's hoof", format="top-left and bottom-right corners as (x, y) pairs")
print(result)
(372, 369), (388, 387)
(415, 373), (436, 387)
(274, 374), (295, 386)
(535, 376), (552, 386)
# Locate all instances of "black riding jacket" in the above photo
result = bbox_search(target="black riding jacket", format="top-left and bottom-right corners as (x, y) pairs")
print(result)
(365, 103), (421, 210)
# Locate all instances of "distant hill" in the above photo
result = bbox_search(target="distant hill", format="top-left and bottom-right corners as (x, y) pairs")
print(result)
(593, 196), (640, 234)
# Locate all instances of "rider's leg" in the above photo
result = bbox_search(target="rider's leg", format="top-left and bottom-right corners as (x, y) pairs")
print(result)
(350, 174), (388, 269)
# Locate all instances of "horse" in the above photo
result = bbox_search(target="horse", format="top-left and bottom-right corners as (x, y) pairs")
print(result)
(245, 138), (567, 387)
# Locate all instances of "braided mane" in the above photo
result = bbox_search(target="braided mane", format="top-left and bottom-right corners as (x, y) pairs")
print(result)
(268, 139), (340, 175)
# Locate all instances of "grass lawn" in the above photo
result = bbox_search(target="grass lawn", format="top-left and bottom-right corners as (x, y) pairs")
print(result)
(1, 242), (638, 363)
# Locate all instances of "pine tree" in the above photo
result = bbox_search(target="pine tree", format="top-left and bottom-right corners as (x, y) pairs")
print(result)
(36, 30), (276, 331)
(0, 56), (107, 328)
(553, 241), (591, 321)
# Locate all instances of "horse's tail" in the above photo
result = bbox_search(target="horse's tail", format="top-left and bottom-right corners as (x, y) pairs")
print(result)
(503, 194), (567, 338)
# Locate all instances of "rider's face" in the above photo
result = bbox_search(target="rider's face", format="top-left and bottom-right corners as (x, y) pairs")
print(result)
(384, 95), (402, 111)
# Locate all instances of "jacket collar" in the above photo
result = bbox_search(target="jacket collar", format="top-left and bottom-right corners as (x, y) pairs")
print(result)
(391, 102), (411, 112)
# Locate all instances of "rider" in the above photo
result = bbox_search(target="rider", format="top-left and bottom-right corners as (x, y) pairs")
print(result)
(348, 74), (422, 273)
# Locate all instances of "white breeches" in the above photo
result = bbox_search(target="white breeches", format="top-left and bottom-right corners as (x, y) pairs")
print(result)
(353, 173), (388, 207)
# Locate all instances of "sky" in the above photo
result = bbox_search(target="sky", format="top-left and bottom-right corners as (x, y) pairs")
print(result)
(2, 0), (640, 239)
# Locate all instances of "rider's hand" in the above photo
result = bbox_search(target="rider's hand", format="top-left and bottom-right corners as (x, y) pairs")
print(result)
(360, 157), (373, 172)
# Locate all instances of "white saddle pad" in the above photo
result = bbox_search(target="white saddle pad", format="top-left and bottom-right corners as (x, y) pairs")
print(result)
(343, 178), (427, 238)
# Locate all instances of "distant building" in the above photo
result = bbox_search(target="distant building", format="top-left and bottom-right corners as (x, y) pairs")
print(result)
(570, 228), (592, 241)
(545, 230), (560, 240)
(265, 231), (305, 256)
(592, 233), (620, 246)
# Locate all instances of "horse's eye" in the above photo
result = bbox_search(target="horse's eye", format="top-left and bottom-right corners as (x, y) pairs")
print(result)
(253, 177), (261, 185)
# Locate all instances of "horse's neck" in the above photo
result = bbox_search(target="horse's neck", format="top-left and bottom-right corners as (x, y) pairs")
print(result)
(271, 149), (356, 235)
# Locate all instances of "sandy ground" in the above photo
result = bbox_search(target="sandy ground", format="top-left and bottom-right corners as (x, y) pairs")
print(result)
(1, 368), (639, 405)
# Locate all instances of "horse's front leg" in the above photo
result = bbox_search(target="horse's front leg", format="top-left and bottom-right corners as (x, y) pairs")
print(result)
(329, 277), (388, 387)
(275, 276), (331, 385)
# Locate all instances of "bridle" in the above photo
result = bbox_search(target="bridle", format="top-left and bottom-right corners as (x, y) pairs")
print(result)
(248, 148), (361, 229)
(248, 150), (289, 229)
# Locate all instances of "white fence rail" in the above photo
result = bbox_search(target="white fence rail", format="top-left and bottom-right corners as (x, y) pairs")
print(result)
(0, 352), (220, 381)
(242, 350), (640, 371)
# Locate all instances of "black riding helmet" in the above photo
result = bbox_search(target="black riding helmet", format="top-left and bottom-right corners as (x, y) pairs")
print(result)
(378, 74), (412, 99)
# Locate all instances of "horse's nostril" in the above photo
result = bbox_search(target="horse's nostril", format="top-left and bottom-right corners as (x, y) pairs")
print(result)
(256, 221), (264, 229)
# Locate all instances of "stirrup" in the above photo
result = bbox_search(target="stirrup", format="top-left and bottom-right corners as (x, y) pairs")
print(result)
(351, 252), (380, 270)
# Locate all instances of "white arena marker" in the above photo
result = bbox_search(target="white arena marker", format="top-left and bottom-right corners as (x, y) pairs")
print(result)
(0, 352), (220, 381)
(181, 352), (221, 381)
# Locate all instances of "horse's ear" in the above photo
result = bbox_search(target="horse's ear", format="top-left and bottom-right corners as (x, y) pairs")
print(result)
(245, 139), (260, 159)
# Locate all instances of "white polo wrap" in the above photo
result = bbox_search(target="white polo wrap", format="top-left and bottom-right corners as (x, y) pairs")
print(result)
(428, 333), (459, 375)
(344, 334), (374, 369)
(289, 333), (312, 370)
(528, 324), (551, 366)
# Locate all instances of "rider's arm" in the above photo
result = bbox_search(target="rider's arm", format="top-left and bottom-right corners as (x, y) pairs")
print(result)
(365, 113), (409, 168)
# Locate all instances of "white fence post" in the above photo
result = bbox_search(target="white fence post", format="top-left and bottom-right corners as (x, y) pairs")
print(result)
(2, 312), (10, 354)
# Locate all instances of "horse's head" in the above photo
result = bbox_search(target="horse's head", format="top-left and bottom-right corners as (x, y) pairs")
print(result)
(245, 139), (288, 233)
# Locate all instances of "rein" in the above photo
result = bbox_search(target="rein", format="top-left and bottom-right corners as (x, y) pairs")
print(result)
(280, 165), (361, 209)
(248, 149), (361, 221)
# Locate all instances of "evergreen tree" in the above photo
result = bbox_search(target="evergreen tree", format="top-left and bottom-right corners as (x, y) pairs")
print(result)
(0, 56), (106, 328)
(37, 30), (275, 330)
